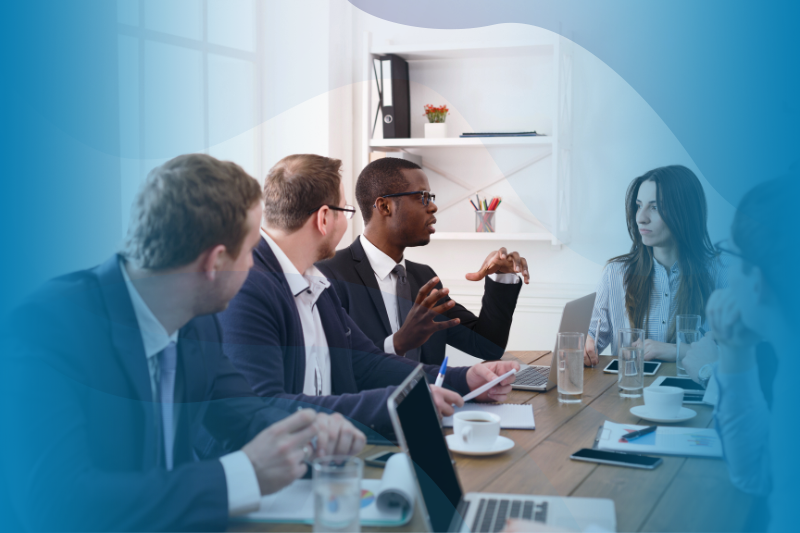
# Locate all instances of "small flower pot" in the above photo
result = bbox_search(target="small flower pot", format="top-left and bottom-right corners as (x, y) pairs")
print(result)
(424, 122), (448, 139)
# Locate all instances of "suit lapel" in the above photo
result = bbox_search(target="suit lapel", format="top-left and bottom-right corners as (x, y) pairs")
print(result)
(95, 255), (160, 467)
(350, 237), (393, 336)
(317, 296), (358, 394)
(255, 237), (307, 393)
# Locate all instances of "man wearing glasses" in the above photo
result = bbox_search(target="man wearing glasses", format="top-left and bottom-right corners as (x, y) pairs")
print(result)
(215, 154), (519, 441)
(316, 157), (528, 365)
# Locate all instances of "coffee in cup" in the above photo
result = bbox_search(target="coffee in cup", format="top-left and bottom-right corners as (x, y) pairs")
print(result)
(453, 411), (501, 450)
(643, 386), (684, 419)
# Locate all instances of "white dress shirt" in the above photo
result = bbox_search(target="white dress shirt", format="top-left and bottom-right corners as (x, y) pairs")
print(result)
(119, 258), (261, 516)
(262, 230), (332, 396)
(358, 235), (520, 354)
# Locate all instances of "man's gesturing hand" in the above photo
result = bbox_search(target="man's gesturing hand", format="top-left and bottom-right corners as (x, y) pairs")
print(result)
(393, 276), (460, 356)
(313, 412), (367, 458)
(466, 361), (520, 403)
(241, 409), (318, 495)
(465, 248), (530, 284)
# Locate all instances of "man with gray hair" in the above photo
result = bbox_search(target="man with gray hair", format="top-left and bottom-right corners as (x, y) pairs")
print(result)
(1, 154), (365, 531)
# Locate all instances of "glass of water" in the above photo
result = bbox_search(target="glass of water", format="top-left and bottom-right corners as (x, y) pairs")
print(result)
(313, 455), (363, 533)
(618, 328), (645, 398)
(676, 314), (701, 377)
(557, 332), (585, 403)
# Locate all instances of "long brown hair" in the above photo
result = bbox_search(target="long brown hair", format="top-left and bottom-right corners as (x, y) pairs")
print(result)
(610, 165), (717, 341)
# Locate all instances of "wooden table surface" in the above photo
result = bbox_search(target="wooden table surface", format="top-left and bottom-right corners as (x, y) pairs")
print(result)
(232, 351), (753, 533)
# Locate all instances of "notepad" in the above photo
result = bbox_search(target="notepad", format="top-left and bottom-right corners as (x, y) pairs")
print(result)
(596, 421), (722, 458)
(442, 403), (535, 429)
(236, 453), (414, 527)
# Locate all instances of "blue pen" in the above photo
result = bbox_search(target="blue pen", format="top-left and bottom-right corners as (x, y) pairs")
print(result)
(434, 356), (448, 387)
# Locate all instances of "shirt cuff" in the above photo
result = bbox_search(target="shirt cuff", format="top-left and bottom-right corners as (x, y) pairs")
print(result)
(384, 334), (397, 355)
(219, 451), (262, 516)
(489, 272), (520, 284)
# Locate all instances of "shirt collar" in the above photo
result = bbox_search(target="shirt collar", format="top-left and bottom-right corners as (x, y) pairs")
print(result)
(119, 257), (179, 360)
(261, 229), (330, 297)
(653, 259), (680, 275)
(360, 234), (405, 281)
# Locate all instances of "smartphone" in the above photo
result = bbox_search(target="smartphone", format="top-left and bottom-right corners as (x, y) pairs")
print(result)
(570, 448), (662, 469)
(603, 359), (661, 375)
(652, 376), (706, 404)
(365, 451), (396, 467)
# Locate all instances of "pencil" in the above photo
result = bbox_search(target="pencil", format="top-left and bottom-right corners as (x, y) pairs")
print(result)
(469, 199), (479, 210)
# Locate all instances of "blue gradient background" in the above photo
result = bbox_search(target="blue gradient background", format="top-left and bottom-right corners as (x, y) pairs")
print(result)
(1, 0), (797, 530)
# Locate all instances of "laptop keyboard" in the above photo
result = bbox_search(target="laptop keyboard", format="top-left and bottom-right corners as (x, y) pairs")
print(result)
(470, 498), (548, 532)
(513, 366), (550, 387)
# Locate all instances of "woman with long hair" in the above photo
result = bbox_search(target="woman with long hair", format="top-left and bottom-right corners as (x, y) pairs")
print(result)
(584, 165), (726, 365)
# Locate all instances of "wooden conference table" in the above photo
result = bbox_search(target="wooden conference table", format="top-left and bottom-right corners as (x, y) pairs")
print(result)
(232, 351), (754, 533)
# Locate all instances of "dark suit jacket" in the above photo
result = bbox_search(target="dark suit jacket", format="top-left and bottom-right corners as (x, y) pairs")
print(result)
(1, 255), (291, 532)
(316, 236), (522, 365)
(216, 237), (470, 439)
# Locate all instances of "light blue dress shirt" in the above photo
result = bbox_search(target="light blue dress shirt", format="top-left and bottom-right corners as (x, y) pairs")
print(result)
(588, 257), (728, 355)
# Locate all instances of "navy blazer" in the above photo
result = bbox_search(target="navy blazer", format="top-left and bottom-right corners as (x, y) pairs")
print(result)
(1, 255), (291, 531)
(217, 237), (470, 438)
(316, 236), (522, 365)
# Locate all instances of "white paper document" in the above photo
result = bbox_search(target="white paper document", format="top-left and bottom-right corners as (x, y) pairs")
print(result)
(596, 421), (722, 458)
(442, 403), (535, 429)
(236, 453), (415, 526)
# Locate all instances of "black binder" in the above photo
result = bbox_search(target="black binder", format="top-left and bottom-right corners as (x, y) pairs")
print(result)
(373, 54), (410, 139)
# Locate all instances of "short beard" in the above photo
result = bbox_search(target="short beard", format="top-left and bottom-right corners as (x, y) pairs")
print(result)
(317, 238), (337, 262)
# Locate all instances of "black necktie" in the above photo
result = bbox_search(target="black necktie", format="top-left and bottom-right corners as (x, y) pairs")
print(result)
(392, 264), (420, 361)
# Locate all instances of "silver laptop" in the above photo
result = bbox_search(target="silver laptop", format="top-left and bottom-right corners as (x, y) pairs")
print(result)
(387, 365), (616, 532)
(512, 292), (596, 391)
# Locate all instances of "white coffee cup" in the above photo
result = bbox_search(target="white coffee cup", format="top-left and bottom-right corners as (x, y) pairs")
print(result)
(453, 411), (501, 450)
(643, 386), (684, 419)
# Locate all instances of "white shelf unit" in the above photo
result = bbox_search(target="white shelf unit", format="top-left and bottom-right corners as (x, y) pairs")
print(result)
(430, 232), (553, 241)
(360, 35), (572, 247)
(369, 137), (552, 148)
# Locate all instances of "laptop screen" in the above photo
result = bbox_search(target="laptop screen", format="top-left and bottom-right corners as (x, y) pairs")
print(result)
(394, 372), (463, 532)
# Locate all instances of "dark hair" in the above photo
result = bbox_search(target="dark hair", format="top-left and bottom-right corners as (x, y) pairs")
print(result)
(355, 157), (421, 223)
(263, 154), (342, 232)
(610, 165), (717, 341)
(122, 153), (261, 270)
(733, 175), (799, 320)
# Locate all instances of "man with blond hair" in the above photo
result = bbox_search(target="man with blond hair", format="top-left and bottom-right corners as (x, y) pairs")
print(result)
(217, 154), (519, 440)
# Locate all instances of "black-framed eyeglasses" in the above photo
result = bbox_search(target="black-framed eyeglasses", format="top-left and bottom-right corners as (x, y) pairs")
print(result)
(374, 190), (436, 208)
(714, 239), (745, 260)
(307, 204), (356, 220)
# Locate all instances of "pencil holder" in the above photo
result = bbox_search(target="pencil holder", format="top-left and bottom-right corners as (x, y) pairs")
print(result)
(475, 211), (496, 233)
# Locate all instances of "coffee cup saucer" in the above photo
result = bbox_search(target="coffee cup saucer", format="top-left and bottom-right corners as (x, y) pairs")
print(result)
(630, 405), (697, 424)
(445, 434), (515, 456)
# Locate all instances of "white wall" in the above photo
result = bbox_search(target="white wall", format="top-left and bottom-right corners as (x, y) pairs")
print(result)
(335, 6), (736, 354)
(123, 1), (735, 355)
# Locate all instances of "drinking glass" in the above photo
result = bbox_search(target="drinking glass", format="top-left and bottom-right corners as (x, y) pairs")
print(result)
(618, 328), (645, 398)
(313, 456), (363, 533)
(557, 332), (585, 403)
(676, 314), (701, 377)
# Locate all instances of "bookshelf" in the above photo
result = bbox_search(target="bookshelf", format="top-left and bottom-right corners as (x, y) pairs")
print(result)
(360, 34), (572, 247)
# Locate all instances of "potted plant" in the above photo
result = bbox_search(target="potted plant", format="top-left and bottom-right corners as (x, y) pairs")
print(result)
(423, 104), (449, 138)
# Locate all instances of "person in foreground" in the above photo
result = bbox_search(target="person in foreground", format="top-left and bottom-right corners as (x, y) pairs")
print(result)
(0, 154), (364, 531)
(316, 157), (527, 364)
(217, 154), (519, 439)
(584, 165), (727, 366)
(702, 175), (798, 531)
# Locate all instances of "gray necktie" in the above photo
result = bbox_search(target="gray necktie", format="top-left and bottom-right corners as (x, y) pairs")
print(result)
(159, 341), (178, 471)
(392, 264), (420, 361)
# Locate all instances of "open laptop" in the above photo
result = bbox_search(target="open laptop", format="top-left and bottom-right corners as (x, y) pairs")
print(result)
(511, 292), (596, 391)
(387, 365), (616, 532)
